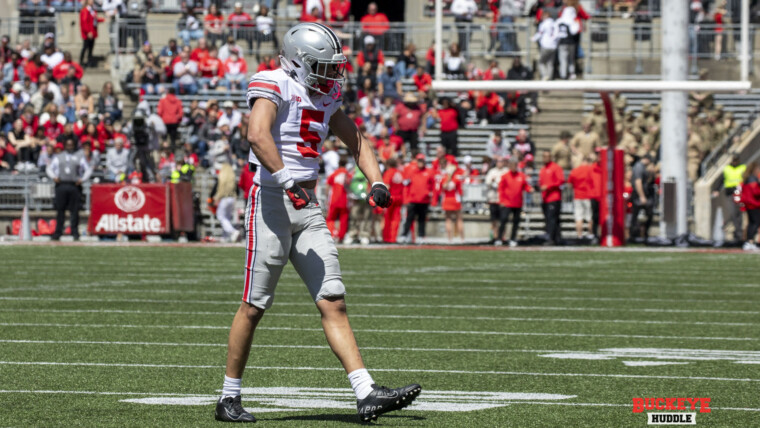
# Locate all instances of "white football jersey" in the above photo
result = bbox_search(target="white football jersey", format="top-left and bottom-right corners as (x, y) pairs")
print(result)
(246, 68), (343, 187)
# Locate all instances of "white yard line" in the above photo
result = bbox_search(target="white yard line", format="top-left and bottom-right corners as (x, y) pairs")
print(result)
(1, 361), (758, 383)
(0, 287), (755, 305)
(0, 308), (754, 327)
(0, 339), (566, 354)
(0, 389), (755, 411)
(1, 322), (757, 342)
(0, 296), (757, 315)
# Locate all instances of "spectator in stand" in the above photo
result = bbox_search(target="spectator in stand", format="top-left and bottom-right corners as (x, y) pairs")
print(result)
(158, 38), (179, 67)
(476, 91), (505, 124)
(360, 2), (390, 47)
(135, 51), (162, 94)
(157, 86), (183, 151)
(438, 158), (465, 242)
(556, 4), (580, 80)
(80, 141), (100, 172)
(218, 35), (241, 62)
(533, 12), (558, 80)
(356, 35), (384, 77)
(46, 136), (92, 240)
(105, 136), (129, 182)
(497, 0), (520, 54)
(79, 0), (103, 68)
(444, 42), (466, 80)
(227, 2), (254, 52)
(223, 50), (247, 90)
(220, 100), (242, 129)
(24, 54), (46, 85)
(498, 158), (532, 246)
(41, 44), (64, 69)
(487, 132), (510, 160)
(382, 157), (404, 243)
(214, 162), (240, 242)
(95, 118), (115, 153)
(570, 119), (600, 167)
(172, 51), (199, 94)
(539, 149), (565, 245)
(237, 160), (256, 198)
(179, 9), (204, 46)
(97, 81), (122, 121)
(3, 52), (25, 85)
(391, 92), (424, 153)
(629, 154), (655, 241)
(552, 130), (572, 170)
(204, 4), (226, 47)
(78, 122), (98, 151)
(377, 60), (402, 100)
(483, 60), (506, 81)
(326, 157), (351, 242)
(51, 51), (84, 82)
(413, 65), (432, 97)
(741, 162), (760, 251)
(589, 153), (602, 239)
(402, 153), (435, 243)
(18, 39), (33, 60)
(485, 156), (507, 240)
(451, 0), (478, 53)
(199, 46), (225, 90)
(190, 38), (210, 63)
(395, 43), (417, 79)
(74, 84), (95, 116)
(568, 155), (594, 239)
(513, 129), (535, 157)
(255, 5), (278, 62)
(329, 0), (351, 27)
(431, 97), (461, 156)
(296, 0), (325, 22)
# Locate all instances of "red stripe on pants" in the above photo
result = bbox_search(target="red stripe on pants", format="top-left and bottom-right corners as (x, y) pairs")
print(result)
(242, 184), (259, 302)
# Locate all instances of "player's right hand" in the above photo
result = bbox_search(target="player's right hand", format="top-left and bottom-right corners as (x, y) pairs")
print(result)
(286, 183), (310, 210)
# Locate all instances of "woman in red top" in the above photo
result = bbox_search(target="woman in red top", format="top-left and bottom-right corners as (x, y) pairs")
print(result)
(741, 162), (760, 250)
(431, 97), (460, 156)
(713, 0), (727, 60)
(78, 123), (98, 152)
(498, 158), (533, 246)
(204, 5), (226, 46)
(438, 158), (464, 242)
(79, 0), (104, 68)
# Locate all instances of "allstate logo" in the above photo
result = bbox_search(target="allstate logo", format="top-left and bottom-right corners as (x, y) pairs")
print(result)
(114, 186), (146, 213)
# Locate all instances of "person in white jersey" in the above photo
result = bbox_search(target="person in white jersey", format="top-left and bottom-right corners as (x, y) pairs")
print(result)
(214, 22), (421, 424)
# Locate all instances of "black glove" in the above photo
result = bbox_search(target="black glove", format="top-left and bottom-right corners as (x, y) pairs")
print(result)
(367, 183), (392, 208)
(285, 183), (310, 210)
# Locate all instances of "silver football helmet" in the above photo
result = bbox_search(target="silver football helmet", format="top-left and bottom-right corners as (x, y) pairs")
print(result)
(279, 22), (347, 96)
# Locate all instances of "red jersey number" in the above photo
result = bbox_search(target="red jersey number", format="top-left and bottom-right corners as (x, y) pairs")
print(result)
(298, 109), (325, 158)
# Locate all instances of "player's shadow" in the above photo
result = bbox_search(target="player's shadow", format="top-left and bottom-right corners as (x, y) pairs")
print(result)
(268, 413), (426, 424)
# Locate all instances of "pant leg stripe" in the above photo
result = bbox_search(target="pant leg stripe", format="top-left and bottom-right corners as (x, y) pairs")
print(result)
(246, 185), (261, 304)
(242, 184), (259, 302)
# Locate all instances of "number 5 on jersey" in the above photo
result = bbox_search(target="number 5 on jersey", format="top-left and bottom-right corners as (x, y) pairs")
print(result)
(298, 109), (325, 158)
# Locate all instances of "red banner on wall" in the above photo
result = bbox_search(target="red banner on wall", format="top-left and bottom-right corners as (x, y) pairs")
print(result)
(88, 184), (170, 235)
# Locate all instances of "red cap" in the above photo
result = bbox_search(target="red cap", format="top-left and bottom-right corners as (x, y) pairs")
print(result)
(415, 153), (426, 160)
(55, 142), (64, 150)
(525, 154), (534, 161)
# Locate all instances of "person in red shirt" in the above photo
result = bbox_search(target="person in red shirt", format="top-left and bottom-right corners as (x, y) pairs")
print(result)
(157, 87), (183, 151)
(24, 54), (47, 84)
(360, 2), (390, 41)
(392, 92), (424, 153)
(431, 97), (461, 156)
(199, 46), (225, 90)
(355, 35), (384, 76)
(190, 38), (210, 64)
(431, 144), (457, 173)
(326, 158), (351, 241)
(329, 0), (351, 27)
(402, 153), (435, 243)
(498, 158), (533, 246)
(204, 4), (226, 46)
(741, 162), (760, 250)
(476, 91), (505, 124)
(52, 51), (84, 81)
(437, 158), (465, 242)
(227, 2), (255, 51)
(79, 0), (103, 68)
(294, 0), (325, 22)
(483, 60), (506, 80)
(256, 55), (279, 72)
(223, 50), (248, 90)
(589, 153), (603, 239)
(95, 119), (114, 153)
(539, 149), (565, 245)
(412, 65), (432, 95)
(382, 157), (404, 243)
(568, 156), (594, 239)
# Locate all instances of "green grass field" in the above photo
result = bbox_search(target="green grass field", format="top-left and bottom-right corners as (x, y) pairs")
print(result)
(1, 245), (759, 427)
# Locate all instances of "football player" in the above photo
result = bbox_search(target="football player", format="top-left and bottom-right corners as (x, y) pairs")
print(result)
(215, 22), (421, 423)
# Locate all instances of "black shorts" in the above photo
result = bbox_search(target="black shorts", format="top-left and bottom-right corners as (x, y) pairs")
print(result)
(490, 203), (501, 221)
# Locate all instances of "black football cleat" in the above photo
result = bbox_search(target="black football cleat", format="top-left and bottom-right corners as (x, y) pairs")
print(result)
(215, 395), (256, 423)
(356, 383), (422, 423)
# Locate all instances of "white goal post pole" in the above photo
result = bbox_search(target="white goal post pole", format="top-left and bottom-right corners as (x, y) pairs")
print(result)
(430, 80), (751, 92)
(434, 0), (443, 81)
(741, 0), (750, 81)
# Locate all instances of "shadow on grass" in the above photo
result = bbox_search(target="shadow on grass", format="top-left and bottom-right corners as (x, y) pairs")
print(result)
(266, 413), (426, 424)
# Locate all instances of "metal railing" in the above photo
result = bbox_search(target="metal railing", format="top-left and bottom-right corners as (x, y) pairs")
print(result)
(0, 174), (91, 212)
(0, 16), (62, 46)
(701, 105), (760, 177)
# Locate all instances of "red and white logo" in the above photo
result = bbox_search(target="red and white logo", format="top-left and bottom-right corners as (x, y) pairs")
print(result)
(633, 397), (710, 425)
(114, 186), (146, 213)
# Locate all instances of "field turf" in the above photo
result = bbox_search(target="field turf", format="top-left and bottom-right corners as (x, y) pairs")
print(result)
(0, 245), (759, 427)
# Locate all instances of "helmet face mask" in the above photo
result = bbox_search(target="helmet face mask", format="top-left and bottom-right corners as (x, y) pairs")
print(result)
(280, 23), (347, 96)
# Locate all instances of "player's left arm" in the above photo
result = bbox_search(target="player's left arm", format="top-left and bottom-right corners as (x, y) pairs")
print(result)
(329, 108), (391, 208)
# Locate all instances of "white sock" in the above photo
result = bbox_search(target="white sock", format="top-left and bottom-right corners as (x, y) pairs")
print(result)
(348, 368), (375, 400)
(221, 375), (242, 399)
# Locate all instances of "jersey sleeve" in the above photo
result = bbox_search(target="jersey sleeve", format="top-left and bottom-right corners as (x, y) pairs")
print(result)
(246, 74), (285, 111)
